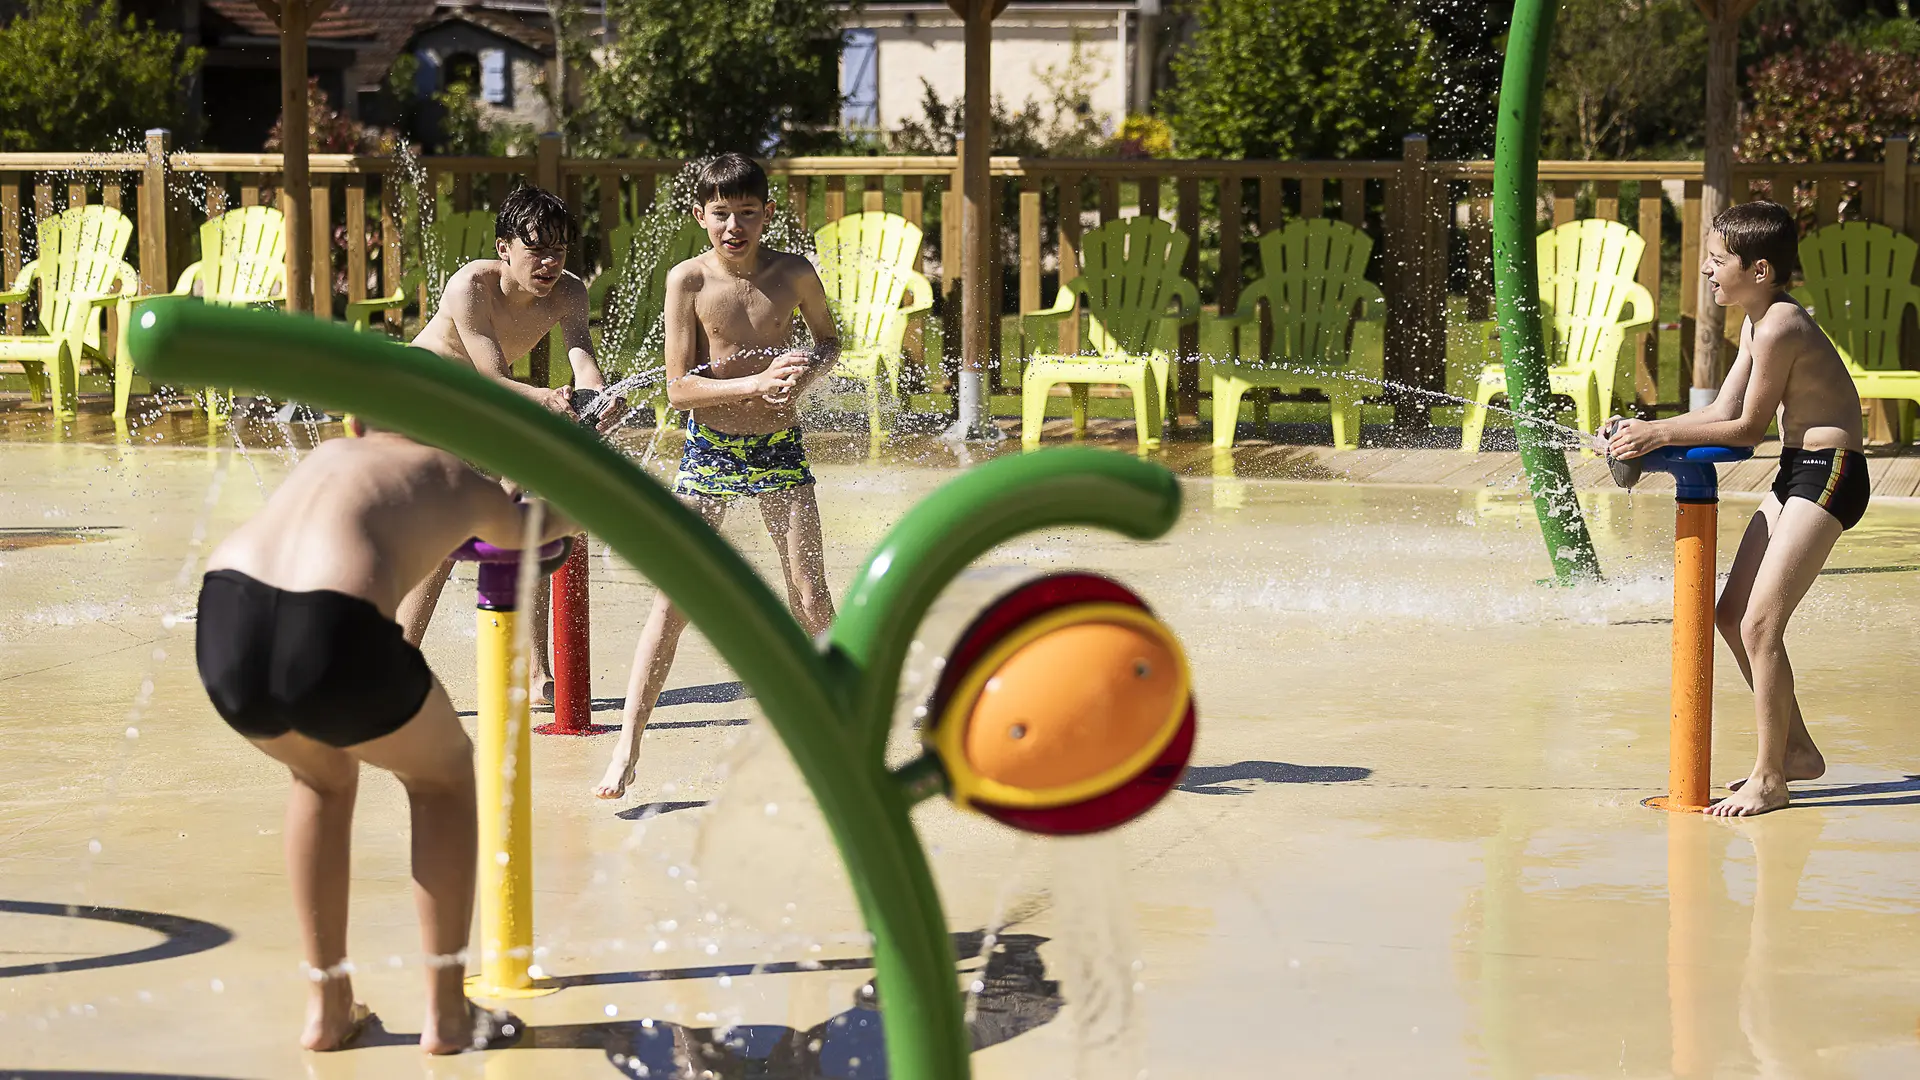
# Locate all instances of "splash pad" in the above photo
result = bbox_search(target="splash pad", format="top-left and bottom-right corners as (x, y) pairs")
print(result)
(127, 298), (1195, 1077)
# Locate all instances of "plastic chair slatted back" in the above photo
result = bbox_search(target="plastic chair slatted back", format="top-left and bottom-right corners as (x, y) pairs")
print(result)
(198, 206), (287, 305)
(1795, 222), (1920, 373)
(33, 206), (136, 348)
(1249, 219), (1380, 368)
(597, 214), (709, 364)
(816, 211), (926, 350)
(424, 210), (499, 305)
(1074, 217), (1194, 356)
(1537, 218), (1645, 375)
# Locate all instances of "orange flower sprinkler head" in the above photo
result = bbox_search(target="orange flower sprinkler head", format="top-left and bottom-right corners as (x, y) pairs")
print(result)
(923, 573), (1195, 835)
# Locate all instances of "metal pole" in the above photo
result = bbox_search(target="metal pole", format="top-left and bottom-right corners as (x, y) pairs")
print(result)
(1491, 0), (1602, 583)
(1667, 499), (1716, 809)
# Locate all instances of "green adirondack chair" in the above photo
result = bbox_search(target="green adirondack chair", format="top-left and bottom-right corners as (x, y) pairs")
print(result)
(590, 212), (710, 427)
(1206, 219), (1386, 449)
(1794, 221), (1920, 443)
(1460, 218), (1655, 453)
(168, 205), (288, 423)
(346, 209), (496, 331)
(814, 211), (934, 439)
(1019, 216), (1201, 451)
(0, 205), (140, 421)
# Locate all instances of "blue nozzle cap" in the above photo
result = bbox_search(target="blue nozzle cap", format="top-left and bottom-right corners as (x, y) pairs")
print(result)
(1618, 445), (1754, 502)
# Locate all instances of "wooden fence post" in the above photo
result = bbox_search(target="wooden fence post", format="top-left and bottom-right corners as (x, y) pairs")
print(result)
(530, 133), (563, 387)
(1878, 134), (1913, 443)
(139, 129), (171, 296)
(1, 172), (18, 334)
(1386, 134), (1438, 431)
(1635, 178), (1663, 414)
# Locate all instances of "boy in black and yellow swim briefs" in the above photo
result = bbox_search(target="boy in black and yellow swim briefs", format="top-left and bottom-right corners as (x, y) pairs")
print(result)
(596, 153), (843, 800)
(1606, 200), (1869, 817)
(196, 419), (575, 1054)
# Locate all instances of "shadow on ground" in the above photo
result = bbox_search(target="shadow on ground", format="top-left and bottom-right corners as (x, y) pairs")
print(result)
(1178, 760), (1373, 795)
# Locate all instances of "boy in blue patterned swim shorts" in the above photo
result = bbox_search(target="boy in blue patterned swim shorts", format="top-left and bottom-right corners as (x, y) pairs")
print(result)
(596, 154), (842, 799)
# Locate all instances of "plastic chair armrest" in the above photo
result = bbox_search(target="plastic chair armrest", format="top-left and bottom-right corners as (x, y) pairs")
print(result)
(1354, 281), (1387, 318)
(173, 263), (202, 294)
(1160, 278), (1203, 324)
(1021, 280), (1081, 324)
(901, 270), (935, 316)
(0, 259), (39, 304)
(1617, 282), (1656, 333)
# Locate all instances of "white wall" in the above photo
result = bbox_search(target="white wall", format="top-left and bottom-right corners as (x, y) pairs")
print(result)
(857, 12), (1130, 135)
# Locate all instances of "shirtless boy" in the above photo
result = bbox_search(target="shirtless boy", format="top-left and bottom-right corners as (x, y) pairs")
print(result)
(400, 186), (621, 703)
(196, 421), (575, 1052)
(1606, 200), (1867, 817)
(594, 153), (841, 799)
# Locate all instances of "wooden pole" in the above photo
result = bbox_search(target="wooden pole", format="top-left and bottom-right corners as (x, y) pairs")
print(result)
(1689, 0), (1758, 408)
(949, 0), (998, 440)
(260, 0), (335, 315)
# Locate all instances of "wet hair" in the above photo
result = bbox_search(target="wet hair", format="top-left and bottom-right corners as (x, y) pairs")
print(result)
(495, 185), (579, 249)
(694, 153), (770, 206)
(1713, 200), (1798, 283)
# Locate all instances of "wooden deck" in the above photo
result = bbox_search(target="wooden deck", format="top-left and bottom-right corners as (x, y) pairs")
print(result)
(8, 395), (1920, 499)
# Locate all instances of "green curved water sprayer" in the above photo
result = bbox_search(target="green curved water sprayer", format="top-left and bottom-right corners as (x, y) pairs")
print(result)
(127, 298), (1184, 1080)
(1494, 0), (1604, 583)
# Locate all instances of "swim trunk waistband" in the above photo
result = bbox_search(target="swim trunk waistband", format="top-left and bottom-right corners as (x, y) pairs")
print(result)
(672, 420), (814, 500)
(195, 570), (433, 748)
(1772, 447), (1870, 530)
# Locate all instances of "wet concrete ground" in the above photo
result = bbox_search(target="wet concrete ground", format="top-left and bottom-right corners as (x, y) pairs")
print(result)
(3, 417), (1920, 1078)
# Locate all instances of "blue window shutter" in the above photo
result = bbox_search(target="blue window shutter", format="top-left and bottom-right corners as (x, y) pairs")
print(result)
(479, 49), (508, 104)
(841, 29), (878, 128)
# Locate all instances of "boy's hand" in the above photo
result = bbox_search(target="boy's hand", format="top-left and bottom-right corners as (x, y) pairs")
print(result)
(754, 352), (808, 404)
(538, 385), (577, 418)
(594, 396), (630, 434)
(1606, 417), (1665, 459)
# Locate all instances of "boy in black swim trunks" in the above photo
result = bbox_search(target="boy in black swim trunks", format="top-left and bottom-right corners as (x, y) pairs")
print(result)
(1607, 200), (1867, 817)
(594, 153), (841, 800)
(196, 421), (576, 1052)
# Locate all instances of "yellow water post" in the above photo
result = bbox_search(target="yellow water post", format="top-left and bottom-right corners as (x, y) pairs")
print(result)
(457, 540), (561, 1000)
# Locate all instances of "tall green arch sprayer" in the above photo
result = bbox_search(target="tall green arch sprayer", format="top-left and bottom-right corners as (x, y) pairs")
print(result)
(1495, 0), (1604, 582)
(128, 299), (1197, 1079)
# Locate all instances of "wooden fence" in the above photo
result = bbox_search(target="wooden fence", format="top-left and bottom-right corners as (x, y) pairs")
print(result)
(3, 132), (1914, 427)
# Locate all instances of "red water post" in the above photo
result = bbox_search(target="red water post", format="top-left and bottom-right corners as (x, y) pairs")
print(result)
(537, 535), (597, 735)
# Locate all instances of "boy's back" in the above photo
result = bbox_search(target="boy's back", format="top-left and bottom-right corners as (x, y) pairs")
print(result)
(207, 433), (526, 617)
(1744, 297), (1862, 452)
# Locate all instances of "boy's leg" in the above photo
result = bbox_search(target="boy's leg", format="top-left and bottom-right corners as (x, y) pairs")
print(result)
(348, 679), (511, 1053)
(1708, 496), (1845, 817)
(531, 573), (554, 706)
(398, 559), (456, 647)
(759, 485), (835, 637)
(596, 495), (728, 799)
(1714, 496), (1824, 790)
(248, 733), (365, 1051)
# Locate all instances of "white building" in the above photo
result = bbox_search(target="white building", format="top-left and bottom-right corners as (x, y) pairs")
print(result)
(837, 1), (1167, 137)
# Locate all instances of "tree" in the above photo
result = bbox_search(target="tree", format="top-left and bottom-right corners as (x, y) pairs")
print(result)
(0, 0), (201, 151)
(1742, 40), (1920, 162)
(1539, 0), (1708, 160)
(1157, 0), (1438, 160)
(579, 0), (841, 157)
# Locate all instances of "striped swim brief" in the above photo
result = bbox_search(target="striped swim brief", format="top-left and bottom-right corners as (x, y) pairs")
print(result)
(1771, 447), (1869, 530)
(672, 420), (815, 499)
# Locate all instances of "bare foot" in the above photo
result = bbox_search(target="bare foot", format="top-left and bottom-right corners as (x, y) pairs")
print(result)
(422, 1001), (522, 1055)
(301, 975), (371, 1052)
(593, 748), (636, 800)
(1705, 774), (1791, 817)
(1728, 744), (1825, 791)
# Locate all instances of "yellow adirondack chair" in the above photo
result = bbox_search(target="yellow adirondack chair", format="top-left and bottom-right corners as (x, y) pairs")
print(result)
(1460, 218), (1655, 453)
(591, 212), (710, 427)
(1794, 221), (1920, 443)
(1019, 216), (1201, 451)
(169, 206), (288, 423)
(0, 206), (140, 421)
(1206, 219), (1386, 449)
(346, 210), (496, 331)
(814, 211), (935, 439)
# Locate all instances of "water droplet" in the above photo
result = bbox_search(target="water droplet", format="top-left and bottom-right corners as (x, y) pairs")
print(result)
(606, 1003), (619, 1016)
(87, 840), (101, 854)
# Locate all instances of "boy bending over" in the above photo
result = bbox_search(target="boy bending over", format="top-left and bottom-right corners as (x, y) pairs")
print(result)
(400, 185), (622, 704)
(1607, 200), (1867, 817)
(594, 153), (840, 799)
(196, 421), (575, 1051)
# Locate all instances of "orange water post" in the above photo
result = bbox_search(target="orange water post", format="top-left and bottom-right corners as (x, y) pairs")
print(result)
(1617, 445), (1751, 812)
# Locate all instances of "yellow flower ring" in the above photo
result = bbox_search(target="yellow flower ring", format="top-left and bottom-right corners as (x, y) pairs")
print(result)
(923, 573), (1196, 835)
